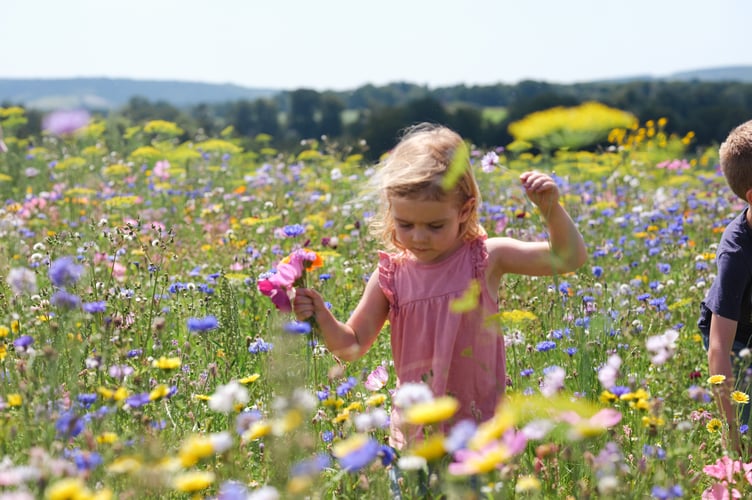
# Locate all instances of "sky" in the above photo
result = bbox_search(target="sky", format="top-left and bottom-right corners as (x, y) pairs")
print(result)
(2, 0), (751, 91)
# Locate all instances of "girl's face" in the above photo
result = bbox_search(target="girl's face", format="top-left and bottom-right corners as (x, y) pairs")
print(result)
(390, 196), (472, 263)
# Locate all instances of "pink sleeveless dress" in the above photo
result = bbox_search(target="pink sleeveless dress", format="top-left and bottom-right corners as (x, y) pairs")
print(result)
(378, 236), (507, 448)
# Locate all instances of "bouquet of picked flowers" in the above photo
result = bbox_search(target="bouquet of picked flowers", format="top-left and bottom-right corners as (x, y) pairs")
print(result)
(257, 249), (323, 313)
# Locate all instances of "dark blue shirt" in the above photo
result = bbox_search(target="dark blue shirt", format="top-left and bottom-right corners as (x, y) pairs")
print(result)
(699, 208), (752, 346)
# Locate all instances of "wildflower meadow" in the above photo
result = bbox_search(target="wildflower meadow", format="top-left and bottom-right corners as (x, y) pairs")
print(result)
(0, 106), (749, 499)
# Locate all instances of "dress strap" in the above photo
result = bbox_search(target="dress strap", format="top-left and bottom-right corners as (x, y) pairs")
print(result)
(378, 251), (398, 313)
(471, 236), (489, 280)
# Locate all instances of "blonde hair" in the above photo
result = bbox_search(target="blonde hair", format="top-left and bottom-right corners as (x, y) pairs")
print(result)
(720, 119), (752, 201)
(369, 123), (484, 251)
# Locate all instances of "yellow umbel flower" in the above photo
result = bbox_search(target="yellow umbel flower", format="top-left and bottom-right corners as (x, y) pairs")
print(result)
(152, 356), (181, 370)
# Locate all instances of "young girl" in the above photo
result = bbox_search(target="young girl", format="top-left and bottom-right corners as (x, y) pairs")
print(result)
(293, 123), (587, 447)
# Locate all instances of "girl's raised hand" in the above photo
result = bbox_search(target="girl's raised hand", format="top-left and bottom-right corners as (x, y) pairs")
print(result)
(520, 171), (560, 213)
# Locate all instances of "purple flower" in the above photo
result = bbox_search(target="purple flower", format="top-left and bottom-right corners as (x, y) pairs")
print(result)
(49, 256), (84, 288)
(284, 320), (312, 335)
(337, 438), (380, 472)
(282, 224), (306, 237)
(480, 151), (499, 173)
(42, 109), (90, 136)
(187, 315), (219, 332)
(7, 267), (37, 295)
(51, 289), (82, 310)
(56, 411), (85, 438)
(217, 481), (249, 500)
(291, 453), (331, 476)
(82, 301), (107, 314)
(125, 392), (151, 408)
(13, 335), (34, 349)
(536, 340), (557, 352)
(248, 338), (273, 354)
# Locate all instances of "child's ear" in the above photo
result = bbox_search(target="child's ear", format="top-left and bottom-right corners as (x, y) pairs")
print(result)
(459, 197), (475, 222)
(746, 188), (752, 205)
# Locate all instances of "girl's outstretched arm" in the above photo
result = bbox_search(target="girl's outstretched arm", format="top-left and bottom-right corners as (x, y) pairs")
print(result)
(293, 271), (389, 361)
(489, 171), (587, 277)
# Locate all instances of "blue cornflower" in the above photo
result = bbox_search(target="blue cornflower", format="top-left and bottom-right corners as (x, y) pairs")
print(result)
(187, 315), (219, 333)
(321, 430), (334, 443)
(82, 301), (107, 314)
(319, 273), (332, 281)
(77, 393), (97, 408)
(741, 424), (749, 434)
(13, 335), (34, 349)
(126, 348), (143, 358)
(217, 481), (249, 500)
(72, 450), (102, 471)
(637, 293), (651, 301)
(283, 224), (306, 237)
(610, 385), (631, 397)
(337, 438), (380, 472)
(125, 392), (151, 408)
(657, 263), (671, 274)
(316, 388), (330, 401)
(520, 368), (534, 377)
(379, 445), (397, 466)
(566, 347), (578, 356)
(592, 266), (604, 278)
(291, 453), (331, 476)
(284, 321), (312, 335)
(56, 411), (85, 438)
(336, 376), (358, 396)
(536, 340), (557, 352)
(51, 289), (82, 310)
(49, 256), (84, 288)
(248, 338), (273, 354)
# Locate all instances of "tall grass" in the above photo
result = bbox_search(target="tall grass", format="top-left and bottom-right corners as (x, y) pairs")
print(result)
(0, 110), (746, 499)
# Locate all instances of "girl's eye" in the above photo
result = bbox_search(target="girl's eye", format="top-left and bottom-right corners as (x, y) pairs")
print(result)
(398, 223), (413, 229)
(429, 225), (444, 230)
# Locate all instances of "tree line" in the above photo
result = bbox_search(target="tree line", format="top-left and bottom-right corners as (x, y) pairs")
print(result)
(5, 80), (752, 159)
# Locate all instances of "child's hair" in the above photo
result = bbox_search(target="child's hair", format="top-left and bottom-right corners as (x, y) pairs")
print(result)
(720, 119), (752, 201)
(369, 123), (484, 251)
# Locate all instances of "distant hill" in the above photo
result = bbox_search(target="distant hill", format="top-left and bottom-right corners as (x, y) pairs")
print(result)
(0, 77), (281, 110)
(1, 66), (750, 110)
(667, 65), (752, 82)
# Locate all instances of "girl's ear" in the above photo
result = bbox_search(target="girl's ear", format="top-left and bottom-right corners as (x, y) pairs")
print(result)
(459, 197), (475, 222)
(746, 188), (752, 205)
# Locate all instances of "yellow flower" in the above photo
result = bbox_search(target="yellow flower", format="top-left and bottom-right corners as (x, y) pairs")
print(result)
(97, 432), (118, 444)
(599, 390), (617, 404)
(731, 391), (750, 404)
(410, 434), (446, 461)
(366, 394), (387, 406)
(172, 471), (215, 493)
(0, 325), (9, 337)
(239, 373), (261, 384)
(706, 418), (723, 433)
(149, 384), (171, 401)
(45, 477), (90, 500)
(152, 356), (181, 370)
(107, 456), (142, 474)
(641, 415), (665, 428)
(708, 374), (727, 385)
(7, 393), (22, 407)
(515, 475), (542, 493)
(243, 421), (272, 441)
(405, 396), (459, 425)
(179, 435), (214, 467)
(0, 344), (6, 361)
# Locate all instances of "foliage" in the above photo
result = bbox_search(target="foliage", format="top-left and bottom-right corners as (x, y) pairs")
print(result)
(0, 107), (749, 499)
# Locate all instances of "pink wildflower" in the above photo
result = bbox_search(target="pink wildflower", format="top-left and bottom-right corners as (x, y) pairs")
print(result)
(364, 365), (389, 391)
